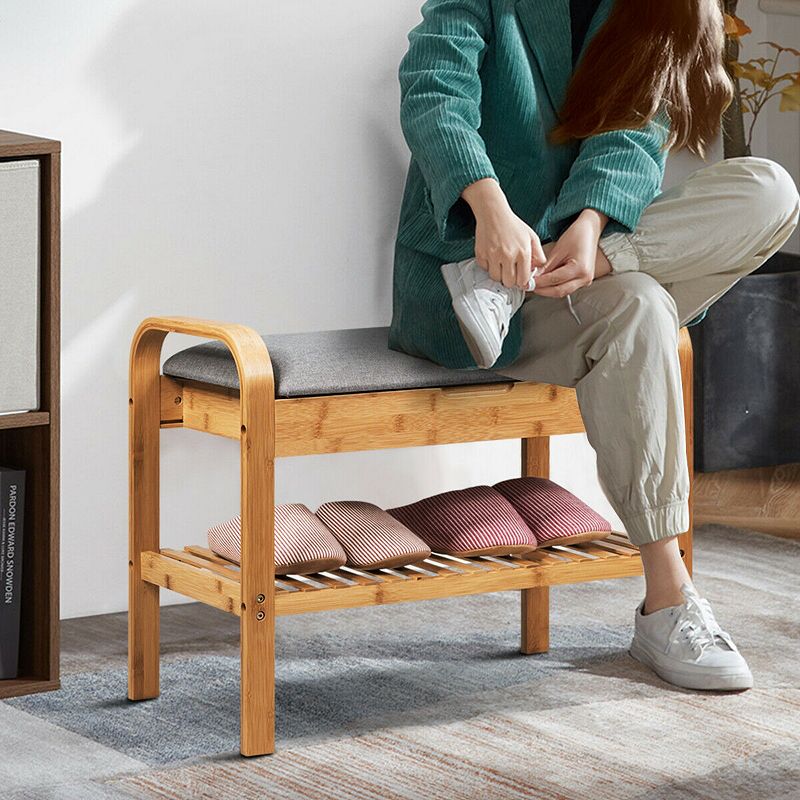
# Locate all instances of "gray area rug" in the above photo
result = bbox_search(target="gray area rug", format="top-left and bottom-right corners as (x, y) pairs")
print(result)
(5, 524), (800, 799)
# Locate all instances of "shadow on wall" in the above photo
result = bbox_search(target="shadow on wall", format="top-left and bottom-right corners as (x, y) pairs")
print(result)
(59, 0), (458, 616)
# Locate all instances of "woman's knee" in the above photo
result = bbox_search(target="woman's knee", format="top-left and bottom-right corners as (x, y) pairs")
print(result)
(717, 156), (800, 230)
(599, 272), (680, 338)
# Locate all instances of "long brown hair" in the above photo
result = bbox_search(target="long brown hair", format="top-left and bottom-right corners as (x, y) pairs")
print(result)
(549, 0), (733, 159)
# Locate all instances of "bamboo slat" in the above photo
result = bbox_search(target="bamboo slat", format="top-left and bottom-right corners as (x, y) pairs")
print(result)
(142, 535), (643, 617)
(430, 553), (491, 572)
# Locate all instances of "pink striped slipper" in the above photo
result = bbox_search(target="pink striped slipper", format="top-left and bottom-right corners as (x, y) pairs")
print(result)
(493, 477), (612, 547)
(386, 485), (537, 557)
(207, 503), (347, 575)
(315, 501), (431, 570)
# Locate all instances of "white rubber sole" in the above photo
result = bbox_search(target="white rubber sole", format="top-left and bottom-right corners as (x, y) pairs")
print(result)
(440, 261), (503, 368)
(629, 636), (754, 692)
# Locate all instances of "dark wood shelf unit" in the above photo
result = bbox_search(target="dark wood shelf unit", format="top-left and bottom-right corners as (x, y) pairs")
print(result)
(0, 412), (50, 431)
(0, 130), (60, 699)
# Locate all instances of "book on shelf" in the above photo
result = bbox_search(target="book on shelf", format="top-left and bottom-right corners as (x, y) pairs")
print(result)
(0, 467), (25, 680)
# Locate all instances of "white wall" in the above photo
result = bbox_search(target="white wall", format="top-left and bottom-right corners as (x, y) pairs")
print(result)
(746, 0), (800, 253)
(0, 1), (795, 618)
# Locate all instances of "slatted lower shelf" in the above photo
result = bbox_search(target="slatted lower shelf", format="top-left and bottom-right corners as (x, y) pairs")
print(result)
(140, 533), (644, 616)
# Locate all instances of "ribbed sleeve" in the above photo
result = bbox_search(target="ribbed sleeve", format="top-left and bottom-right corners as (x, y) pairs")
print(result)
(398, 0), (498, 242)
(547, 103), (672, 240)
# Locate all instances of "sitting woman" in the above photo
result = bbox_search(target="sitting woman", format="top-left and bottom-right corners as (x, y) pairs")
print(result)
(389, 0), (800, 690)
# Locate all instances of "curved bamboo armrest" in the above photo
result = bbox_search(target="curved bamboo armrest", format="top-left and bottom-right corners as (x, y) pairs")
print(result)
(129, 312), (275, 545)
(129, 315), (274, 401)
(128, 315), (276, 629)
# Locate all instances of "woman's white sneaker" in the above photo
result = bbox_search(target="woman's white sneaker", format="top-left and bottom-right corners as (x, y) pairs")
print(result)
(440, 258), (536, 369)
(629, 582), (753, 691)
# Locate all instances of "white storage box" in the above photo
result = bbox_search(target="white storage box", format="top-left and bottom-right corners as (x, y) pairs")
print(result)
(0, 159), (40, 414)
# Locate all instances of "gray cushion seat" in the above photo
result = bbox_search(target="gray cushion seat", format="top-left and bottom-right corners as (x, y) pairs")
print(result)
(163, 327), (514, 397)
(162, 326), (518, 398)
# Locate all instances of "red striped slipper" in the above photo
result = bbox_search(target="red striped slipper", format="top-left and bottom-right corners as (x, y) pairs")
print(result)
(386, 485), (537, 557)
(207, 503), (347, 575)
(493, 477), (612, 547)
(315, 501), (431, 569)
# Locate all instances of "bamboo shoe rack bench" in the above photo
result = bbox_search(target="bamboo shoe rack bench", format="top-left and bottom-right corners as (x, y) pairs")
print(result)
(128, 317), (694, 757)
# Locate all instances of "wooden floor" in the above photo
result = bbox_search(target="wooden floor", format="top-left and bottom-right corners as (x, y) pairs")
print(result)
(694, 463), (800, 540)
(15, 525), (798, 799)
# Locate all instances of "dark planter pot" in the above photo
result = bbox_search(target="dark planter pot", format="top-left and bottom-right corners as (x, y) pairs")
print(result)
(689, 250), (800, 473)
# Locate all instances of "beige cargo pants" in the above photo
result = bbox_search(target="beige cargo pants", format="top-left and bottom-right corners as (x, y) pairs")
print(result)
(497, 156), (800, 546)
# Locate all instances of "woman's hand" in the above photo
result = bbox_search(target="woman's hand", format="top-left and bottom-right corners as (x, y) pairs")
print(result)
(533, 209), (611, 298)
(461, 178), (547, 289)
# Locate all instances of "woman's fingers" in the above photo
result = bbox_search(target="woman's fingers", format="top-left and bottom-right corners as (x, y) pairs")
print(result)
(487, 258), (503, 284)
(539, 246), (568, 275)
(501, 252), (527, 288)
(533, 258), (594, 297)
(503, 258), (520, 289)
(524, 234), (546, 288)
(531, 235), (547, 268)
(472, 210), (550, 289)
(533, 277), (587, 298)
(487, 250), (532, 288)
(534, 257), (582, 287)
(514, 243), (534, 289)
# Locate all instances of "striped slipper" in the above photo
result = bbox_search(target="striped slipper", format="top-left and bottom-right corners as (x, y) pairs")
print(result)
(315, 501), (431, 569)
(386, 485), (536, 557)
(207, 503), (347, 575)
(493, 477), (612, 547)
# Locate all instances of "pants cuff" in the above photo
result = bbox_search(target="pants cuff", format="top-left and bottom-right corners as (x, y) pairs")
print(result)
(620, 499), (690, 547)
(598, 232), (640, 273)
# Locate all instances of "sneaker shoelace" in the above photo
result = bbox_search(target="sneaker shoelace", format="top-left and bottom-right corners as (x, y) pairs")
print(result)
(667, 593), (733, 660)
(470, 265), (582, 328)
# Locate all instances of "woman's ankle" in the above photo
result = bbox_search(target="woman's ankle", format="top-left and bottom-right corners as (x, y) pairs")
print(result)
(642, 587), (691, 615)
(639, 535), (693, 614)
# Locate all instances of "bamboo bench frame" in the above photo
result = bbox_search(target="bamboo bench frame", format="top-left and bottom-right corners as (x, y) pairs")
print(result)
(128, 316), (694, 757)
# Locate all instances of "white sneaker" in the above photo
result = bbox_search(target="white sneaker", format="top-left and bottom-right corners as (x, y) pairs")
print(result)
(629, 583), (753, 691)
(441, 258), (538, 369)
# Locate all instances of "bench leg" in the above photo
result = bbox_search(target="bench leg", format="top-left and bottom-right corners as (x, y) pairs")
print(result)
(520, 436), (550, 655)
(128, 333), (163, 701)
(521, 586), (550, 654)
(677, 328), (694, 576)
(239, 384), (276, 757)
(240, 606), (275, 756)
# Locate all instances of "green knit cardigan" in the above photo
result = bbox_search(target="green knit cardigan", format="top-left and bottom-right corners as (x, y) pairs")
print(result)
(388, 0), (704, 371)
